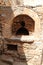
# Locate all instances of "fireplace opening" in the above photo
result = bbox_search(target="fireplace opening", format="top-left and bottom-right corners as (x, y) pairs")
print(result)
(16, 21), (29, 35)
(7, 44), (17, 51)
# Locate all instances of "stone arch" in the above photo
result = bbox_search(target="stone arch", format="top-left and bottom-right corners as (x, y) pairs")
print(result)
(3, 7), (40, 39)
(12, 14), (35, 35)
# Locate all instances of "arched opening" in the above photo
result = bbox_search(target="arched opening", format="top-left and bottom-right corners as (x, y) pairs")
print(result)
(2, 7), (40, 38)
(12, 14), (35, 35)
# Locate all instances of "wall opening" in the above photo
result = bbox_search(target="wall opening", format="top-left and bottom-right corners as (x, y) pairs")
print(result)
(16, 21), (29, 35)
(7, 44), (17, 51)
(12, 14), (35, 35)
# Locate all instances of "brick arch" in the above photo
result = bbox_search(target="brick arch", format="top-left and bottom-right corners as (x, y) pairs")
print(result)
(3, 7), (40, 38)
(12, 14), (35, 35)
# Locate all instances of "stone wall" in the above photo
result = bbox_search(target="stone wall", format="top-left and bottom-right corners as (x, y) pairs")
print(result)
(0, 5), (43, 65)
(0, 6), (40, 38)
(32, 7), (43, 42)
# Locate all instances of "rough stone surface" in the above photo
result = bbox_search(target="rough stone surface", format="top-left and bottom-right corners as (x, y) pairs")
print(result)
(0, 0), (43, 65)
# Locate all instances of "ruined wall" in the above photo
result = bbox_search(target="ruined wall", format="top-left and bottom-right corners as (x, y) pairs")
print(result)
(0, 0), (43, 65)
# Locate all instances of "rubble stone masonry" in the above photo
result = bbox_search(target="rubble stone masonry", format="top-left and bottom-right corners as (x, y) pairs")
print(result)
(0, 0), (43, 65)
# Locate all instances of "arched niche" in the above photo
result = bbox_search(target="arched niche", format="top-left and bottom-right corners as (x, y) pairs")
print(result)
(2, 7), (40, 39)
(12, 14), (35, 35)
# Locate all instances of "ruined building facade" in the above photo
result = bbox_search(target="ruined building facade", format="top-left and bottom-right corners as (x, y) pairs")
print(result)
(0, 0), (43, 65)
